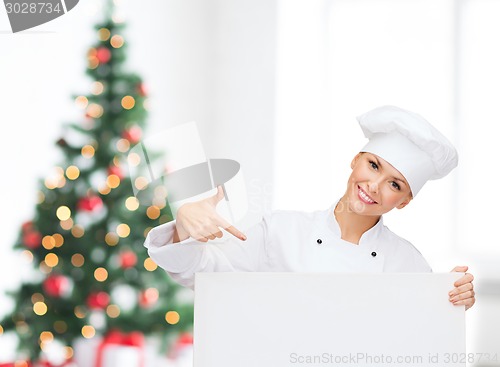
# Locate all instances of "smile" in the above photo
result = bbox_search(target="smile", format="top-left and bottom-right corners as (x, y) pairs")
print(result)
(357, 186), (377, 204)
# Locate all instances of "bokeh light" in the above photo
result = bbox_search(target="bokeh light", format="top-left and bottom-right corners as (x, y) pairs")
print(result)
(107, 174), (120, 188)
(39, 261), (52, 274)
(98, 28), (111, 41)
(37, 191), (45, 204)
(121, 96), (135, 110)
(33, 302), (48, 316)
(45, 253), (59, 268)
(21, 250), (34, 263)
(144, 258), (158, 272)
(110, 35), (124, 48)
(56, 206), (71, 221)
(87, 103), (104, 118)
(146, 206), (161, 219)
(154, 185), (168, 198)
(39, 331), (54, 343)
(98, 184), (112, 195)
(31, 293), (44, 304)
(71, 254), (85, 267)
(71, 225), (85, 238)
(105, 232), (119, 246)
(127, 152), (141, 166)
(74, 306), (86, 319)
(54, 320), (68, 334)
(125, 197), (139, 211)
(42, 236), (56, 250)
(64, 346), (74, 359)
(81, 325), (95, 339)
(116, 138), (130, 152)
(143, 288), (159, 304)
(116, 223), (130, 238)
(75, 96), (88, 109)
(134, 177), (148, 191)
(60, 218), (74, 231)
(106, 304), (120, 318)
(165, 311), (180, 325)
(44, 167), (66, 189)
(94, 267), (108, 282)
(66, 165), (80, 180)
(53, 233), (64, 247)
(91, 81), (105, 95)
(81, 145), (95, 159)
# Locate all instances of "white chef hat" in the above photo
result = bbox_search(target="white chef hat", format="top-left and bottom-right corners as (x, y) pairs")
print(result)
(357, 105), (458, 197)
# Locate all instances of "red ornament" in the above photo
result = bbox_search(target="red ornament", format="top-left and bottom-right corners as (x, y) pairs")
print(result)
(96, 47), (111, 64)
(176, 332), (193, 346)
(139, 288), (159, 308)
(87, 291), (110, 310)
(0, 362), (32, 367)
(136, 83), (147, 97)
(107, 165), (123, 179)
(77, 195), (103, 212)
(43, 275), (72, 298)
(23, 231), (42, 249)
(96, 331), (144, 367)
(119, 251), (137, 269)
(121, 126), (142, 144)
(22, 221), (34, 232)
(36, 359), (74, 367)
(169, 332), (194, 359)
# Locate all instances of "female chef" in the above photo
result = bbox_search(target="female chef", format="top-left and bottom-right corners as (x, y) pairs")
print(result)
(144, 105), (475, 310)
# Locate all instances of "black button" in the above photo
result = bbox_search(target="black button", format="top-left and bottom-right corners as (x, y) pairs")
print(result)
(317, 239), (322, 244)
(371, 252), (377, 257)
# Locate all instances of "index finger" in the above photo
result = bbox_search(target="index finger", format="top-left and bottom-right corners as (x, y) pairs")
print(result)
(454, 273), (474, 287)
(212, 211), (247, 241)
(225, 225), (247, 241)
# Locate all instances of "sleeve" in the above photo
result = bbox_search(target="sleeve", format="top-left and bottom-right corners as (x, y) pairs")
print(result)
(143, 215), (271, 289)
(411, 248), (433, 273)
(402, 238), (432, 273)
(380, 229), (433, 273)
(399, 243), (433, 273)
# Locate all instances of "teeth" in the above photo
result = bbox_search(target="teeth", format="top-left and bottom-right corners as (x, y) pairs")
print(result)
(359, 188), (374, 203)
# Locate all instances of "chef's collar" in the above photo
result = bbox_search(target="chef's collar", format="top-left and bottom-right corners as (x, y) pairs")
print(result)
(326, 202), (384, 246)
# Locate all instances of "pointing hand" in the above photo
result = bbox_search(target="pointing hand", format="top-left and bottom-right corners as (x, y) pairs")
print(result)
(173, 185), (247, 243)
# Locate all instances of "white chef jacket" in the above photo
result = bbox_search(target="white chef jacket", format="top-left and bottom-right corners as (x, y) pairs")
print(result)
(144, 204), (432, 289)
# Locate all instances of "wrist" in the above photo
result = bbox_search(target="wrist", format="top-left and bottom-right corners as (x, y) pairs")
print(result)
(172, 224), (189, 243)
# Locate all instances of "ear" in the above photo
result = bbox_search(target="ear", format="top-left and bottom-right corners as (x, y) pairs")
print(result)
(396, 195), (412, 210)
(350, 153), (363, 169)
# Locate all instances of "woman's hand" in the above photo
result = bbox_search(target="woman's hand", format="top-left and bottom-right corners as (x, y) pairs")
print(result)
(449, 265), (475, 310)
(173, 186), (247, 243)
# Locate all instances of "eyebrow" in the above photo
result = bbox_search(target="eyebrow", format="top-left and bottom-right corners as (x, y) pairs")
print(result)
(372, 156), (407, 185)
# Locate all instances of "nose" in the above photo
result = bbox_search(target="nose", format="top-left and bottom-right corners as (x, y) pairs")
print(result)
(368, 181), (379, 193)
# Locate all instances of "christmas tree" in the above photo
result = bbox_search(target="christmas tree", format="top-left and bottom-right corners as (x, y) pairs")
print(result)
(0, 2), (193, 361)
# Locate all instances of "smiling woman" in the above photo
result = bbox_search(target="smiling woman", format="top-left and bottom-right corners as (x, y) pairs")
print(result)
(144, 105), (476, 312)
(333, 105), (457, 245)
(344, 152), (413, 215)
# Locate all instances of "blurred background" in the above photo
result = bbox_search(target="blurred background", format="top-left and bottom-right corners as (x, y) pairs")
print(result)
(1, 0), (499, 365)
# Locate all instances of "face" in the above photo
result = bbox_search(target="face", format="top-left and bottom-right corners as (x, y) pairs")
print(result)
(343, 152), (413, 217)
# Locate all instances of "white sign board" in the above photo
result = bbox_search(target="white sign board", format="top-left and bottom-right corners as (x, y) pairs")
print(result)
(194, 273), (465, 367)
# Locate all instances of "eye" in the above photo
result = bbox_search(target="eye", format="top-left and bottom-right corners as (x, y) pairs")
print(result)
(369, 160), (378, 170)
(390, 181), (401, 190)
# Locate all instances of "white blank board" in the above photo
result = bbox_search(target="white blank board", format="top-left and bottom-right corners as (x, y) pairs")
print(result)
(194, 273), (465, 367)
